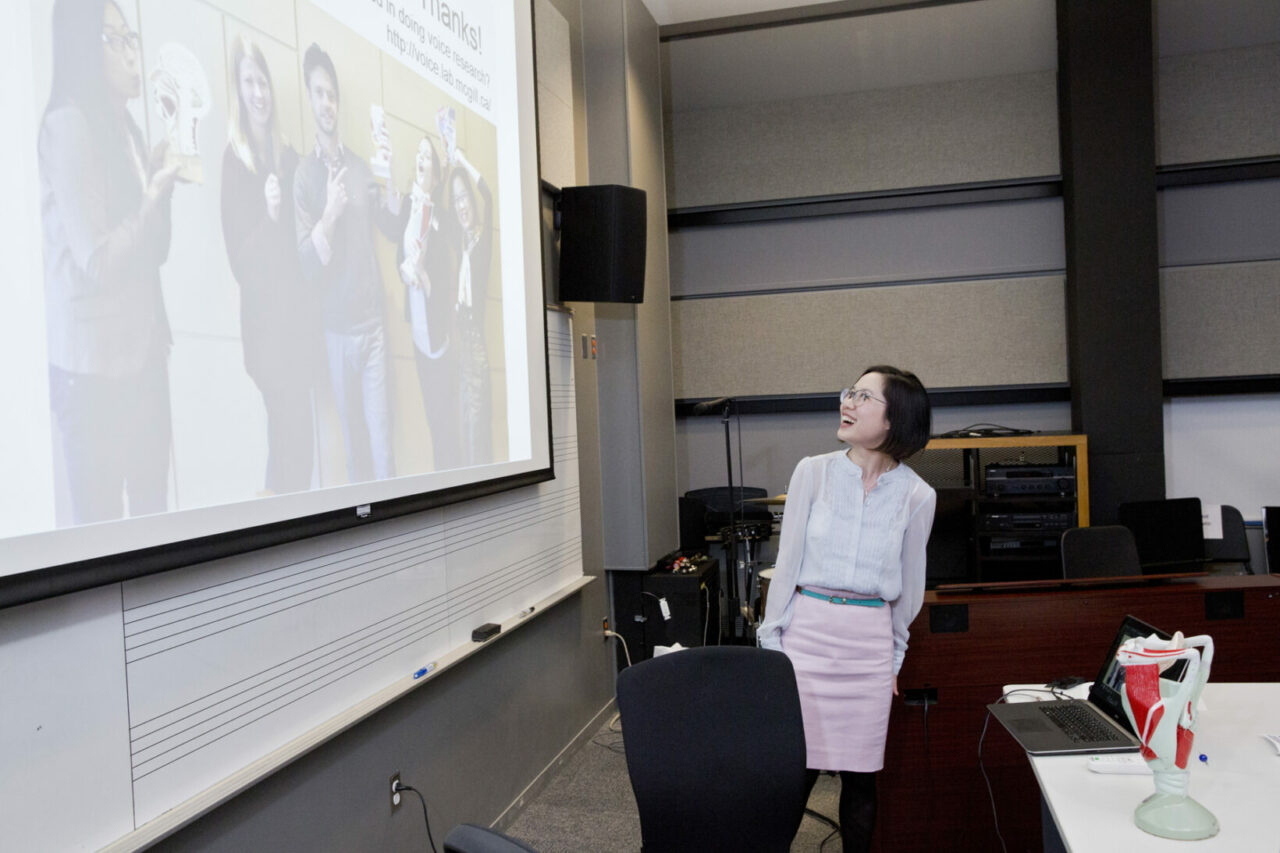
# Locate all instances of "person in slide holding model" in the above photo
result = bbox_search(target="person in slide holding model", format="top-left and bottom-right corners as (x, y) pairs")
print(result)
(758, 365), (936, 852)
(39, 0), (182, 523)
(397, 135), (460, 470)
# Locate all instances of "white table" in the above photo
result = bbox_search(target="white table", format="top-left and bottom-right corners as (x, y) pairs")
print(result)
(1022, 683), (1280, 852)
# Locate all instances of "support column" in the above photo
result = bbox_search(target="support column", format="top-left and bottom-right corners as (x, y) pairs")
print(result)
(580, 0), (678, 570)
(1057, 0), (1164, 523)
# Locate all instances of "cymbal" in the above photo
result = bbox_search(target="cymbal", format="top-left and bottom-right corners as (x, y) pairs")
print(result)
(745, 494), (787, 506)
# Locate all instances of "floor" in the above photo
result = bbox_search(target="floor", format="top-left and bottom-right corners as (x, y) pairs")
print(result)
(501, 715), (846, 852)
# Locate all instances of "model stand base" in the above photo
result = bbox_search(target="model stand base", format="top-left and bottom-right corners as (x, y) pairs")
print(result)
(1134, 791), (1219, 840)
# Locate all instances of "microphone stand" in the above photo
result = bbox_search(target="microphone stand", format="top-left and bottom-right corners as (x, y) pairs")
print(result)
(717, 399), (744, 639)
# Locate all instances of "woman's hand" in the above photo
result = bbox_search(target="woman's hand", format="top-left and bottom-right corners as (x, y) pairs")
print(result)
(892, 675), (899, 696)
(144, 141), (180, 203)
(264, 172), (282, 222)
(145, 161), (181, 202)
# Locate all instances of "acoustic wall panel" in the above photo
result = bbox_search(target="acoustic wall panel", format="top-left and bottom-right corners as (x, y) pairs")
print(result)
(669, 198), (1065, 299)
(664, 70), (1059, 209)
(670, 276), (1067, 399)
(1156, 42), (1280, 166)
(1159, 179), (1280, 267)
(1161, 260), (1280, 379)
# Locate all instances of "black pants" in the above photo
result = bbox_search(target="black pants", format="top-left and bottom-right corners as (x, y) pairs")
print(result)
(49, 357), (171, 524)
(806, 769), (878, 853)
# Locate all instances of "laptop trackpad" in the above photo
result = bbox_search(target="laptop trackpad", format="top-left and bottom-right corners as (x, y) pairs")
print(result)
(1010, 717), (1052, 733)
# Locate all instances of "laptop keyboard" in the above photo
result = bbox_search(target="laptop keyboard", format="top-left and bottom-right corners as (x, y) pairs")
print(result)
(1039, 703), (1129, 744)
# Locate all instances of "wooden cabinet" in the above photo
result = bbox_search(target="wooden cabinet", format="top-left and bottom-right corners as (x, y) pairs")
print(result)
(911, 434), (1089, 586)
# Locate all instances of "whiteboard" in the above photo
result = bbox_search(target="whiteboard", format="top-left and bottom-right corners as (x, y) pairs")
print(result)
(0, 309), (584, 852)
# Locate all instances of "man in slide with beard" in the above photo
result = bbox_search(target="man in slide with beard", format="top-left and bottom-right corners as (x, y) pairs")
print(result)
(294, 43), (401, 483)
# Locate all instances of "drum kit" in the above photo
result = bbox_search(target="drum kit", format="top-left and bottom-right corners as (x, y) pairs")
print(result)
(711, 494), (786, 638)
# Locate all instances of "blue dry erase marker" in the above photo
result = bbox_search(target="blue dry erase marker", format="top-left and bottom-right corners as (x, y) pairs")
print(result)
(413, 662), (437, 680)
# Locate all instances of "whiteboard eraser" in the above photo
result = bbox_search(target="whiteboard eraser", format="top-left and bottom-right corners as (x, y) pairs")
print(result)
(472, 623), (501, 642)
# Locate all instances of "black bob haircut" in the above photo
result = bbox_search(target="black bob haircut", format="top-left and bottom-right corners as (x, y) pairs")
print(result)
(860, 365), (931, 461)
(303, 43), (339, 103)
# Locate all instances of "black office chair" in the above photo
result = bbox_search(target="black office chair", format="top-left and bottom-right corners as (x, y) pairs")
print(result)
(1060, 525), (1143, 579)
(442, 823), (539, 853)
(616, 646), (809, 852)
(1118, 497), (1206, 571)
(1204, 505), (1252, 573)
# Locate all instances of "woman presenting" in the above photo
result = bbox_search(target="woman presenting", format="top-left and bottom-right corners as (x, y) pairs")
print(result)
(758, 365), (936, 851)
(220, 34), (318, 495)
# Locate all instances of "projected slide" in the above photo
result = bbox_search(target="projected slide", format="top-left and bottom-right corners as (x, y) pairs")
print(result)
(2, 0), (548, 577)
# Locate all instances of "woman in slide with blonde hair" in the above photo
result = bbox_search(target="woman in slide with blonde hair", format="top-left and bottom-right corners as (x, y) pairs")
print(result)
(220, 34), (321, 495)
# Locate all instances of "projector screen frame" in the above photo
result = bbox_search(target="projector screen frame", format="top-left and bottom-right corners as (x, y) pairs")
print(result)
(0, 464), (555, 612)
(1, 0), (558, 610)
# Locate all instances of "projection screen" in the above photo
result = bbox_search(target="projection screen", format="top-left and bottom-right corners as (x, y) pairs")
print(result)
(1, 0), (550, 583)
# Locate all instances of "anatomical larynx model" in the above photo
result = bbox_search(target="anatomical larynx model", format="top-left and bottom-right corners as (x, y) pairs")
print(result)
(1115, 631), (1218, 840)
(150, 43), (210, 183)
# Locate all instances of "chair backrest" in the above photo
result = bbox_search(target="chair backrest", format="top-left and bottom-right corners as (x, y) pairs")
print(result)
(1204, 505), (1252, 571)
(1117, 497), (1205, 570)
(1060, 525), (1142, 579)
(616, 646), (809, 852)
(442, 823), (539, 853)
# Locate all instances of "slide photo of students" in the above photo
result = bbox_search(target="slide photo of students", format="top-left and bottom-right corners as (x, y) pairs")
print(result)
(16, 0), (516, 540)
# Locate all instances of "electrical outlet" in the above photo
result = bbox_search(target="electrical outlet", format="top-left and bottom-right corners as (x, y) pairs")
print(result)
(903, 687), (939, 707)
(390, 771), (402, 813)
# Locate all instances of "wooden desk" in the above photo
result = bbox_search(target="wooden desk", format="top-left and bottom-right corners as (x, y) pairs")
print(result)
(876, 575), (1280, 852)
(1031, 683), (1280, 852)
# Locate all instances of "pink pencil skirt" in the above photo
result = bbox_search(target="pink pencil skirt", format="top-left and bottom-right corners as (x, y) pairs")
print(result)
(779, 587), (894, 772)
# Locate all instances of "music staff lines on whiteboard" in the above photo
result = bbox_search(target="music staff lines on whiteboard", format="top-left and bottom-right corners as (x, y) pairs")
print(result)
(128, 592), (452, 737)
(445, 492), (578, 549)
(128, 537), (581, 780)
(128, 595), (453, 768)
(445, 481), (572, 528)
(447, 541), (579, 614)
(123, 526), (444, 638)
(547, 327), (573, 355)
(449, 541), (581, 620)
(124, 519), (447, 618)
(448, 541), (580, 617)
(127, 605), (453, 782)
(124, 535), (450, 661)
(443, 485), (577, 542)
(549, 381), (574, 407)
(443, 494), (579, 554)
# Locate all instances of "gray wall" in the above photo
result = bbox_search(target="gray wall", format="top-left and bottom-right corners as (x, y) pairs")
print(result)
(666, 0), (1280, 520)
(584, 0), (680, 572)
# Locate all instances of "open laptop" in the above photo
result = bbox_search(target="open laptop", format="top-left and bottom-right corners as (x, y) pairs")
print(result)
(987, 615), (1172, 755)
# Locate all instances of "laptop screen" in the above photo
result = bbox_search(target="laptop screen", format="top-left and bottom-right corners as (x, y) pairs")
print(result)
(1088, 615), (1173, 728)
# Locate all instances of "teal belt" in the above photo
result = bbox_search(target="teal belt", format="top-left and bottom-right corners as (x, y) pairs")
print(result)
(796, 586), (885, 607)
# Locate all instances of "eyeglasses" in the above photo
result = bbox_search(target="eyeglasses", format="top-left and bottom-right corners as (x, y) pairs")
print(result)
(840, 387), (886, 407)
(102, 30), (141, 54)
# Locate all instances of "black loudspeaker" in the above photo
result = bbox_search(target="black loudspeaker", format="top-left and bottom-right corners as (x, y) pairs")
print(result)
(558, 184), (646, 303)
